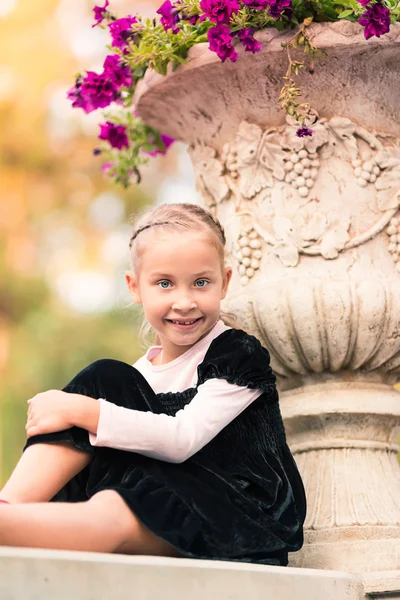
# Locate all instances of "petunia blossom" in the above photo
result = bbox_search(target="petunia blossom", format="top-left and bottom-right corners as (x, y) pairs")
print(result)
(108, 16), (138, 52)
(145, 134), (175, 156)
(238, 28), (262, 53)
(92, 0), (109, 27)
(241, 0), (268, 8)
(200, 0), (240, 25)
(103, 54), (133, 88)
(157, 0), (180, 33)
(99, 122), (130, 149)
(358, 2), (391, 40)
(207, 24), (238, 62)
(296, 126), (314, 138)
(268, 0), (293, 19)
(67, 72), (119, 113)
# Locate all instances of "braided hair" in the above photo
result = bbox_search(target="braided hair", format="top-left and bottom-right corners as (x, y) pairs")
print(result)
(129, 203), (226, 264)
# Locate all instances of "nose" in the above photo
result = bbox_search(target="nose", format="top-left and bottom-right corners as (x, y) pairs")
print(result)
(171, 290), (197, 313)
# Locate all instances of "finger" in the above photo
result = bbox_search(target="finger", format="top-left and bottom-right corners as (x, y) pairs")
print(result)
(26, 425), (39, 438)
(25, 418), (36, 430)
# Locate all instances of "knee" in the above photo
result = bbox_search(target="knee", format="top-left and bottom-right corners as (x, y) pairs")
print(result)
(64, 359), (134, 395)
(88, 490), (139, 549)
(80, 359), (131, 379)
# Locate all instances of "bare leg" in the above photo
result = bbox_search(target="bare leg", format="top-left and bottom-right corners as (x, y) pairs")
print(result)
(0, 443), (91, 503)
(0, 490), (179, 556)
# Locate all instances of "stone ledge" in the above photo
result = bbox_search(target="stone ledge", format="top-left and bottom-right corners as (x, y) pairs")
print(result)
(363, 571), (400, 599)
(0, 547), (365, 600)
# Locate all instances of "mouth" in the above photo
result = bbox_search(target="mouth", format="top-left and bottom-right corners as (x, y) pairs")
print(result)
(166, 317), (203, 329)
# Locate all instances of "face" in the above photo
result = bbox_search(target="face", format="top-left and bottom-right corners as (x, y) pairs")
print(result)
(126, 230), (232, 361)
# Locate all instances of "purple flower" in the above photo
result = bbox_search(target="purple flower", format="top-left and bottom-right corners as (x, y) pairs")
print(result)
(157, 0), (180, 33)
(238, 28), (262, 53)
(102, 161), (115, 173)
(67, 71), (119, 113)
(241, 0), (268, 8)
(99, 122), (130, 149)
(358, 2), (390, 40)
(146, 134), (175, 156)
(103, 54), (133, 88)
(356, 0), (370, 6)
(207, 25), (238, 62)
(67, 77), (86, 110)
(92, 0), (109, 27)
(108, 16), (138, 51)
(268, 0), (293, 19)
(67, 55), (133, 114)
(296, 126), (314, 138)
(200, 0), (240, 24)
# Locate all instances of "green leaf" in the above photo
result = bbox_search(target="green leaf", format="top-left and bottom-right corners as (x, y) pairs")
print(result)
(338, 9), (353, 18)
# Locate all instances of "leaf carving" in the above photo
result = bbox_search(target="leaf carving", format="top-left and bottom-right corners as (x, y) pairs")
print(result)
(189, 145), (230, 208)
(320, 212), (351, 259)
(234, 122), (286, 199)
(322, 117), (358, 160)
(375, 146), (400, 211)
(273, 241), (299, 267)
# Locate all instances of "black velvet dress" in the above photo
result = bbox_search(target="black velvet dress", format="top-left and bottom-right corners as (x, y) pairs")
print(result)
(25, 329), (306, 566)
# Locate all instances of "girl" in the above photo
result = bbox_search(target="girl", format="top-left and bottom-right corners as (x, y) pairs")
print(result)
(0, 203), (306, 565)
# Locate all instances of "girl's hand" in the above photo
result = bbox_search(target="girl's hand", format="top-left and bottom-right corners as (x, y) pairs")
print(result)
(26, 390), (78, 438)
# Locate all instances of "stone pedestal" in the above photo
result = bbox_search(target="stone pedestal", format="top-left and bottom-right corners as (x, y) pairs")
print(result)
(0, 548), (369, 600)
(134, 21), (400, 577)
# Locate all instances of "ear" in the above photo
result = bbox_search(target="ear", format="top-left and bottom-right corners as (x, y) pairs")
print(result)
(125, 271), (142, 304)
(221, 266), (233, 300)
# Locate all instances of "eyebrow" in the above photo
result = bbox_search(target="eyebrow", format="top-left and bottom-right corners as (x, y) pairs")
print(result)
(149, 271), (215, 279)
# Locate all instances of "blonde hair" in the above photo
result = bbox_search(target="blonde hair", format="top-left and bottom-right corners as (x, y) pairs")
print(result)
(129, 203), (238, 346)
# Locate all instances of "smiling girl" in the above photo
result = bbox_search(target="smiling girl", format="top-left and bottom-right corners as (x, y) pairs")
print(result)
(0, 203), (306, 564)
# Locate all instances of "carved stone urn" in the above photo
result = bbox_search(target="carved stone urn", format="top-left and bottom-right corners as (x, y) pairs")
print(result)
(135, 21), (400, 574)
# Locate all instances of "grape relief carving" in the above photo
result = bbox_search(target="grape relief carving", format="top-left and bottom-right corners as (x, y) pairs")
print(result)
(189, 115), (400, 282)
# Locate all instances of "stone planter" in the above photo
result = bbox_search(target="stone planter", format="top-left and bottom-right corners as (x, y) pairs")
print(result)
(134, 21), (400, 573)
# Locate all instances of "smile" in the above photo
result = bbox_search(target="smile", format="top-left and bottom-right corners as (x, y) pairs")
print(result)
(167, 318), (202, 326)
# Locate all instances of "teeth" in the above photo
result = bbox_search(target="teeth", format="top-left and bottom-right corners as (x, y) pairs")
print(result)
(172, 320), (197, 325)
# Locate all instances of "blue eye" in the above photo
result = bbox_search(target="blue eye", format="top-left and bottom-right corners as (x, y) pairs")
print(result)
(158, 281), (171, 289)
(195, 279), (208, 288)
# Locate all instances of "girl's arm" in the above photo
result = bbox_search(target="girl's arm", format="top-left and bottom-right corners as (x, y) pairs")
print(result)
(88, 380), (262, 463)
(26, 392), (100, 438)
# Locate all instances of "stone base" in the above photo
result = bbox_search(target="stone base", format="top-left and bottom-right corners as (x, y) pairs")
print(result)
(288, 527), (400, 572)
(0, 547), (365, 600)
(363, 571), (400, 599)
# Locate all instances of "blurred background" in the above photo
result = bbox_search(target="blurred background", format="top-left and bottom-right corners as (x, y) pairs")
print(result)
(0, 0), (201, 484)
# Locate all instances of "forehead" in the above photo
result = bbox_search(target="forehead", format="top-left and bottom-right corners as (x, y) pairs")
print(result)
(137, 230), (221, 274)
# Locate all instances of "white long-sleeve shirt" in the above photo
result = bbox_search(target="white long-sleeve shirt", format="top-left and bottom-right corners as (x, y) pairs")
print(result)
(89, 321), (263, 463)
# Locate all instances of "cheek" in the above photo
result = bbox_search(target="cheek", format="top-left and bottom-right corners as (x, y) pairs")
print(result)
(141, 287), (167, 311)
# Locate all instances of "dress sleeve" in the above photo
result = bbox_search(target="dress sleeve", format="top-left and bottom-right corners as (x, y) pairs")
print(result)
(196, 329), (278, 400)
(89, 379), (262, 463)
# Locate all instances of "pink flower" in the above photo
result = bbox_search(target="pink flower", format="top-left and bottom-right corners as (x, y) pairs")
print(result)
(296, 126), (313, 138)
(146, 134), (175, 156)
(238, 28), (262, 53)
(358, 2), (391, 39)
(241, 0), (268, 8)
(157, 0), (180, 33)
(200, 0), (240, 24)
(92, 0), (109, 27)
(108, 16), (138, 52)
(67, 55), (133, 114)
(67, 72), (118, 113)
(207, 25), (238, 62)
(99, 122), (130, 149)
(103, 55), (133, 88)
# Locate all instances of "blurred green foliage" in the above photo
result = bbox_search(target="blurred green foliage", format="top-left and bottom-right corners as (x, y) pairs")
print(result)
(1, 300), (144, 482)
